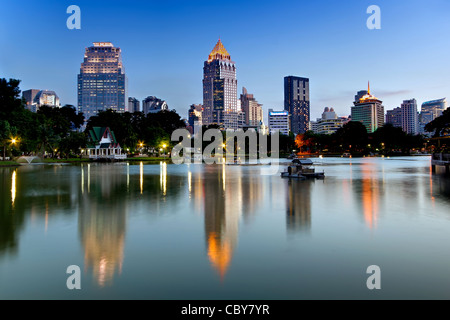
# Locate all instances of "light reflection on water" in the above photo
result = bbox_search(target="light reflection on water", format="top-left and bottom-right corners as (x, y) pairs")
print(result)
(1, 156), (450, 299)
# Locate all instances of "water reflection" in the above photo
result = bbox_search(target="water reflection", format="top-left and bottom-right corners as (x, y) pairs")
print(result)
(11, 170), (16, 206)
(286, 179), (312, 232)
(358, 163), (382, 229)
(78, 164), (126, 287)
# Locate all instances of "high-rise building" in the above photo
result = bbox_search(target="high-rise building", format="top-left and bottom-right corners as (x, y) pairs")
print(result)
(401, 99), (419, 135)
(128, 97), (140, 113)
(240, 87), (263, 127)
(284, 76), (310, 135)
(420, 98), (447, 134)
(78, 42), (128, 119)
(385, 107), (402, 128)
(268, 109), (290, 136)
(202, 39), (239, 130)
(142, 96), (168, 115)
(351, 83), (384, 133)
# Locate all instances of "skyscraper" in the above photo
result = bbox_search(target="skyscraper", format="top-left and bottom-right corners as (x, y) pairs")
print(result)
(240, 87), (263, 127)
(284, 76), (310, 135)
(351, 83), (384, 133)
(401, 99), (419, 135)
(203, 39), (239, 129)
(78, 42), (128, 119)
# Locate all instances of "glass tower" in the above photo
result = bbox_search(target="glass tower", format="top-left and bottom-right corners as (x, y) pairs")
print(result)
(284, 76), (310, 135)
(77, 42), (128, 119)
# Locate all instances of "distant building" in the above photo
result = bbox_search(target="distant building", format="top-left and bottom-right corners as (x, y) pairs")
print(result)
(385, 107), (402, 128)
(268, 109), (290, 136)
(86, 127), (126, 160)
(188, 104), (203, 127)
(284, 76), (310, 135)
(22, 89), (61, 112)
(128, 97), (140, 113)
(240, 87), (263, 127)
(420, 98), (447, 134)
(142, 96), (168, 114)
(22, 89), (40, 112)
(78, 42), (128, 119)
(401, 99), (419, 135)
(202, 39), (239, 130)
(351, 83), (384, 133)
(311, 107), (345, 135)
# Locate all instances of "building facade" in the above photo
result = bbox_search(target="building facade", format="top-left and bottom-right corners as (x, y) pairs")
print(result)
(128, 97), (140, 113)
(401, 99), (419, 135)
(188, 104), (203, 128)
(385, 107), (402, 128)
(311, 107), (345, 135)
(240, 87), (263, 127)
(78, 42), (128, 119)
(268, 109), (290, 136)
(142, 96), (168, 115)
(22, 89), (60, 112)
(420, 98), (447, 134)
(202, 39), (239, 130)
(351, 84), (384, 133)
(284, 76), (310, 135)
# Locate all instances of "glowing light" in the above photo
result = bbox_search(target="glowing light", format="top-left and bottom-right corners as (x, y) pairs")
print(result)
(11, 139), (16, 144)
(160, 162), (167, 196)
(162, 144), (167, 149)
(140, 162), (144, 194)
(11, 170), (16, 205)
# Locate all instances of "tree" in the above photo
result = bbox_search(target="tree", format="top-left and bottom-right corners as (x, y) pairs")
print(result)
(335, 121), (368, 152)
(425, 108), (450, 137)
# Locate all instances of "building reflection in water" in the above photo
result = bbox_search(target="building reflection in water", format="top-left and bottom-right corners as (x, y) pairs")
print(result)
(192, 164), (265, 280)
(359, 162), (380, 229)
(286, 179), (312, 233)
(78, 164), (126, 287)
(160, 162), (167, 196)
(11, 170), (16, 206)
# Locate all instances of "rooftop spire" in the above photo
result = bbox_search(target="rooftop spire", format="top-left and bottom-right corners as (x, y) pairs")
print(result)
(208, 39), (231, 62)
(368, 81), (371, 95)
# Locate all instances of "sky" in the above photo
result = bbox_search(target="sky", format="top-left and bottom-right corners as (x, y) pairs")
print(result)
(1, 0), (450, 122)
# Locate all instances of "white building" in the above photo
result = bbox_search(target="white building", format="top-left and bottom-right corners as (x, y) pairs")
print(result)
(401, 99), (419, 135)
(311, 107), (345, 135)
(268, 109), (290, 136)
(86, 127), (126, 160)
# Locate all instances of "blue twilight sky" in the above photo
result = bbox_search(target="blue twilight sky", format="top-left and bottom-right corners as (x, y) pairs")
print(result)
(1, 0), (450, 122)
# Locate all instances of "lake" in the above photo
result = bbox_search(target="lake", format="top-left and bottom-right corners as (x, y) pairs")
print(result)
(1, 156), (450, 299)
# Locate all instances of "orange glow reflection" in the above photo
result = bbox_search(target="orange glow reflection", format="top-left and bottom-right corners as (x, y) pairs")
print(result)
(361, 164), (379, 229)
(207, 232), (232, 281)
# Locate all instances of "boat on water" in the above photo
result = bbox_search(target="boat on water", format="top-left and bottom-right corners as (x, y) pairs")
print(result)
(281, 158), (325, 179)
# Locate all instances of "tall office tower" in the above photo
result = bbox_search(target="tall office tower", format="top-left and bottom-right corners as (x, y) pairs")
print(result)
(351, 83), (384, 133)
(401, 99), (419, 135)
(203, 39), (238, 129)
(142, 96), (168, 115)
(78, 42), (128, 119)
(385, 107), (402, 128)
(128, 97), (140, 113)
(420, 98), (447, 134)
(240, 87), (263, 127)
(284, 76), (310, 135)
(268, 109), (290, 136)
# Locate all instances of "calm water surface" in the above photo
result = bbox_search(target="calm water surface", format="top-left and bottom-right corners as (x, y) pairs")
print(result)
(1, 156), (450, 299)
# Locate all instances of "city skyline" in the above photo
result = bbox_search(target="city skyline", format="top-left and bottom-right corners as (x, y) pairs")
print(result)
(1, 0), (450, 122)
